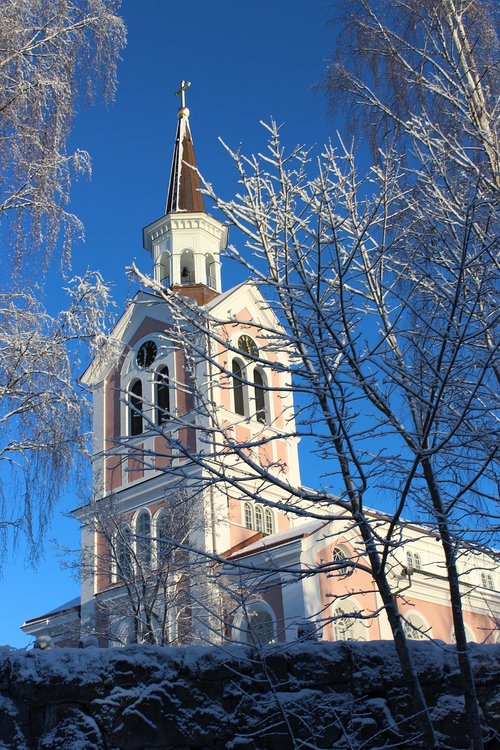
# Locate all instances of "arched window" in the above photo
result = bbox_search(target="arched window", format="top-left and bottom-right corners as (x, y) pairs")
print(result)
(156, 511), (172, 562)
(246, 609), (275, 646)
(402, 613), (430, 640)
(264, 508), (274, 535)
(406, 550), (421, 571)
(332, 546), (353, 576)
(244, 502), (253, 530)
(156, 366), (170, 424)
(332, 599), (366, 641)
(159, 252), (171, 286)
(232, 359), (245, 416)
(180, 249), (195, 283)
(333, 607), (355, 641)
(129, 379), (143, 436)
(116, 526), (132, 580)
(253, 368), (267, 423)
(206, 254), (216, 288)
(451, 625), (476, 643)
(136, 511), (151, 566)
(255, 505), (263, 533)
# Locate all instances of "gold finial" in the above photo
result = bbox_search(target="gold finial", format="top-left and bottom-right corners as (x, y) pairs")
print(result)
(175, 80), (191, 111)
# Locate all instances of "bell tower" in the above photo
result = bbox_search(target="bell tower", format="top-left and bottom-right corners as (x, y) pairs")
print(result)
(142, 81), (227, 305)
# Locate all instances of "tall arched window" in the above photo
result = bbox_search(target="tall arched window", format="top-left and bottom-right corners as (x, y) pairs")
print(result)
(255, 505), (263, 533)
(136, 511), (151, 566)
(180, 249), (195, 283)
(159, 252), (171, 286)
(157, 511), (172, 561)
(206, 254), (216, 288)
(232, 359), (245, 416)
(264, 508), (274, 535)
(156, 366), (170, 425)
(244, 502), (253, 530)
(116, 527), (132, 580)
(253, 369), (267, 423)
(246, 608), (275, 646)
(129, 379), (143, 436)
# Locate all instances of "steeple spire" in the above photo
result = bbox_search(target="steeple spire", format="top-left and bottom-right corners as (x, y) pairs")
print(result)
(143, 82), (227, 301)
(165, 81), (205, 214)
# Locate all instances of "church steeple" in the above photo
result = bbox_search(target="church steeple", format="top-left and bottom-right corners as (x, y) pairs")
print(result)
(165, 81), (205, 214)
(142, 82), (227, 303)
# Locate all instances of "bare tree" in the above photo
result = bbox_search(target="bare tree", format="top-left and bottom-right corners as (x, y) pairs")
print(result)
(124, 91), (497, 744)
(320, 4), (499, 747)
(79, 489), (218, 646)
(0, 273), (112, 561)
(0, 0), (126, 273)
(325, 0), (499, 188)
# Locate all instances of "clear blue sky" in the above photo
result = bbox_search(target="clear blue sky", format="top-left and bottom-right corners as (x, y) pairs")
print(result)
(0, 0), (340, 647)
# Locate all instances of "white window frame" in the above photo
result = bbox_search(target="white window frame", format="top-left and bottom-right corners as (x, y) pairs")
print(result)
(233, 600), (277, 646)
(402, 611), (432, 640)
(230, 336), (271, 425)
(121, 337), (176, 438)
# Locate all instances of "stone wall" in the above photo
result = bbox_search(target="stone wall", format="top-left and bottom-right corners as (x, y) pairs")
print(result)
(0, 641), (498, 749)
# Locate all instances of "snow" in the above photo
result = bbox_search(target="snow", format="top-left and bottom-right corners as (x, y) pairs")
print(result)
(0, 641), (498, 749)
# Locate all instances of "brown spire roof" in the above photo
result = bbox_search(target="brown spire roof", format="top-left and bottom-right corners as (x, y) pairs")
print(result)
(165, 109), (205, 214)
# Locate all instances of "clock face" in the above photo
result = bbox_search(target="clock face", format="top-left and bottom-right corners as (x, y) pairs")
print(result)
(238, 335), (258, 358)
(136, 340), (157, 368)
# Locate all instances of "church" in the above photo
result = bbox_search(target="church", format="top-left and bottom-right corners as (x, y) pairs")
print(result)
(22, 84), (499, 649)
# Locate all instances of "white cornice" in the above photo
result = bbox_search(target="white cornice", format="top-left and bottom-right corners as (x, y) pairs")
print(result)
(143, 212), (227, 252)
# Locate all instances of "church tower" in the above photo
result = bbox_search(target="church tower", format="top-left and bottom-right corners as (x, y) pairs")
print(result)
(142, 81), (226, 305)
(72, 83), (300, 645)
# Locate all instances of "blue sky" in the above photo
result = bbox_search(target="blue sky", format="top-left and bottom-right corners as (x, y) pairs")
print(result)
(0, 0), (339, 647)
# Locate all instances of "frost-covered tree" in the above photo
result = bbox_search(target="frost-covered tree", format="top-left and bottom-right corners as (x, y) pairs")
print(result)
(320, 4), (499, 747)
(0, 0), (126, 273)
(0, 1), (124, 561)
(325, 0), (499, 189)
(79, 490), (216, 646)
(0, 273), (112, 560)
(128, 19), (498, 741)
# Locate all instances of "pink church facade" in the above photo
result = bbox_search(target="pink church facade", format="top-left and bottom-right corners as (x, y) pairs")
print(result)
(22, 89), (499, 650)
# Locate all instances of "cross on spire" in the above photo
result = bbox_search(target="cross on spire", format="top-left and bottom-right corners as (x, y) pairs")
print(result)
(175, 80), (191, 110)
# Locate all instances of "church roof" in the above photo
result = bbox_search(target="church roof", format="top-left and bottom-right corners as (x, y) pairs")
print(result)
(165, 88), (205, 214)
(226, 519), (326, 560)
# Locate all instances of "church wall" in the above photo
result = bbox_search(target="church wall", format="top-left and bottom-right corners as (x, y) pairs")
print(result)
(99, 311), (202, 493)
(154, 434), (172, 469)
(315, 537), (380, 629)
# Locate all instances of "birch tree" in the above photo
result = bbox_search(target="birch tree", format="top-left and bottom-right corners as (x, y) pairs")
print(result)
(325, 0), (499, 189)
(0, 1), (124, 560)
(0, 273), (112, 560)
(0, 0), (126, 273)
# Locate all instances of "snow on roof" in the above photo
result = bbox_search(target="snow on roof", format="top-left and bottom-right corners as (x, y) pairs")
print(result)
(23, 597), (81, 625)
(203, 280), (247, 310)
(227, 519), (326, 559)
